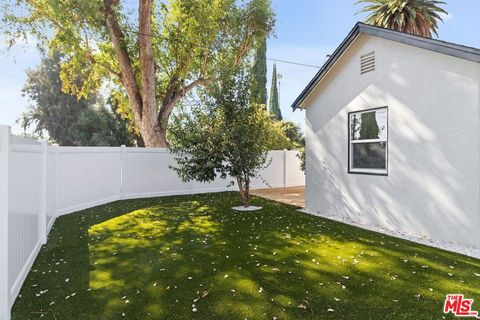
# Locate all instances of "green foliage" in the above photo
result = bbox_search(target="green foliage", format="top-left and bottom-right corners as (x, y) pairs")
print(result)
(277, 120), (305, 172)
(251, 37), (268, 107)
(276, 120), (305, 171)
(359, 112), (380, 139)
(156, 0), (274, 92)
(169, 72), (274, 207)
(268, 63), (282, 120)
(279, 121), (304, 148)
(263, 120), (304, 151)
(69, 105), (137, 146)
(356, 0), (448, 38)
(20, 52), (136, 146)
(264, 120), (294, 150)
(109, 90), (143, 144)
(2, 0), (275, 146)
(12, 192), (480, 319)
(298, 147), (305, 172)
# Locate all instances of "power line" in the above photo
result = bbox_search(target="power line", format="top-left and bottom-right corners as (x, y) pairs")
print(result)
(122, 28), (322, 70)
(267, 58), (320, 69)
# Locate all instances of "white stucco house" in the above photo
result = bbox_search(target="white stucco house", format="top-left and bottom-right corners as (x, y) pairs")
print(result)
(292, 22), (480, 249)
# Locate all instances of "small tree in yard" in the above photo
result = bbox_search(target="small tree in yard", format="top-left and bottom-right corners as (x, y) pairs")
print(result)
(169, 72), (272, 208)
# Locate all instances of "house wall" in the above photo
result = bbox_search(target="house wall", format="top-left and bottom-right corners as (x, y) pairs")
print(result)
(304, 34), (480, 248)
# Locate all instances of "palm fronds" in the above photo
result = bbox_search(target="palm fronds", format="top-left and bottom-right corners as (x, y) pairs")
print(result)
(356, 0), (448, 38)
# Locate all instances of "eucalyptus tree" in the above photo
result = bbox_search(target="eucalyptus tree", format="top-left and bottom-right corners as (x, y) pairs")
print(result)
(2, 0), (274, 147)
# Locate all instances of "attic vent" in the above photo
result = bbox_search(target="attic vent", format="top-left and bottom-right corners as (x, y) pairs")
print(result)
(360, 52), (375, 74)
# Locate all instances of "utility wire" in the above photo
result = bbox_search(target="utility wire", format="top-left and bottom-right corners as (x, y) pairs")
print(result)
(267, 58), (320, 69)
(122, 28), (322, 70)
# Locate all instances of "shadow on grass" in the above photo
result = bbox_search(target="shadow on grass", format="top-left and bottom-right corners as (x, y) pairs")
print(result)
(11, 192), (480, 319)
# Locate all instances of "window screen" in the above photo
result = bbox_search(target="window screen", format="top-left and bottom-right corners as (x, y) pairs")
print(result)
(348, 108), (388, 175)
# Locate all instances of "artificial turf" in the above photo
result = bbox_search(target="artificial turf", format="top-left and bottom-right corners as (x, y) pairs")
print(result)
(11, 192), (480, 319)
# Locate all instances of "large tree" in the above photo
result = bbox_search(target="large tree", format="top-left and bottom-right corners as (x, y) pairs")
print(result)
(3, 0), (274, 147)
(268, 63), (282, 120)
(251, 38), (267, 107)
(20, 52), (136, 146)
(356, 0), (447, 38)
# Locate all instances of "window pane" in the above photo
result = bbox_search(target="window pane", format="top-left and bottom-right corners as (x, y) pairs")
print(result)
(352, 142), (386, 169)
(350, 109), (387, 140)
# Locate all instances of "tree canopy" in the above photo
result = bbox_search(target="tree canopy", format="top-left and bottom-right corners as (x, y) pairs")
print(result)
(20, 51), (135, 146)
(356, 0), (447, 38)
(279, 121), (304, 149)
(2, 0), (275, 146)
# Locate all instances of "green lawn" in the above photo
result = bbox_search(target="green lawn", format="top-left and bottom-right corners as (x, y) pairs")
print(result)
(12, 192), (480, 319)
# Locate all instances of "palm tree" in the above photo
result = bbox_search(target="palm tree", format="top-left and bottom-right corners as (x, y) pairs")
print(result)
(356, 0), (448, 38)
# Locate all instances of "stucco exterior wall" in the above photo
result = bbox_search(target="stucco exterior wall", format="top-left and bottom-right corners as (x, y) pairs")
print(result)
(304, 34), (480, 248)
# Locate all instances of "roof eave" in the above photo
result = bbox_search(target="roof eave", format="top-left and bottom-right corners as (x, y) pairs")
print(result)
(291, 22), (480, 111)
(291, 22), (363, 111)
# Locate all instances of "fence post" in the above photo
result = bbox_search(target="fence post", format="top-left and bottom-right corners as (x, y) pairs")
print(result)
(283, 149), (288, 188)
(120, 145), (126, 199)
(39, 140), (48, 245)
(52, 144), (59, 218)
(0, 125), (11, 320)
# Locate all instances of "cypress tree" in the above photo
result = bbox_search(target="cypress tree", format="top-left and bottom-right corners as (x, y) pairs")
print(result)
(359, 112), (379, 139)
(251, 38), (268, 108)
(268, 63), (282, 120)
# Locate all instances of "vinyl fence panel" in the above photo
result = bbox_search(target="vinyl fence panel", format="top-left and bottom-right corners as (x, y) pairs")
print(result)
(251, 150), (287, 188)
(56, 147), (122, 215)
(0, 129), (304, 320)
(122, 148), (193, 198)
(0, 126), (10, 320)
(5, 134), (46, 318)
(285, 150), (304, 187)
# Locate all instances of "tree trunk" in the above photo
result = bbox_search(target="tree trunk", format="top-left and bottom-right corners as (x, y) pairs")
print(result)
(104, 0), (165, 148)
(157, 125), (169, 148)
(138, 0), (162, 147)
(236, 176), (250, 207)
(239, 189), (250, 208)
(138, 119), (167, 148)
(104, 0), (208, 148)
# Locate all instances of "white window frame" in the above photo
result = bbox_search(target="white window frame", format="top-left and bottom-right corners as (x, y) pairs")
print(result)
(348, 107), (388, 175)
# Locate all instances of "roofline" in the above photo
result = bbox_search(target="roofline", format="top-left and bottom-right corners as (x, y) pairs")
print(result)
(291, 22), (480, 111)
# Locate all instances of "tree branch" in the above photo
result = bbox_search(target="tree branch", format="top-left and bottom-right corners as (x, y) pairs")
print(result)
(161, 76), (179, 108)
(84, 51), (121, 78)
(233, 33), (253, 67)
(158, 78), (210, 125)
(103, 0), (143, 118)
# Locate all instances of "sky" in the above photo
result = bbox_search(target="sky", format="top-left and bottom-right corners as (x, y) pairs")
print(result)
(1, 0), (479, 135)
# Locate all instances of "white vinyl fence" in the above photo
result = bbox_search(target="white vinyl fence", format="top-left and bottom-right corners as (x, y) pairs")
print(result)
(0, 125), (304, 320)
